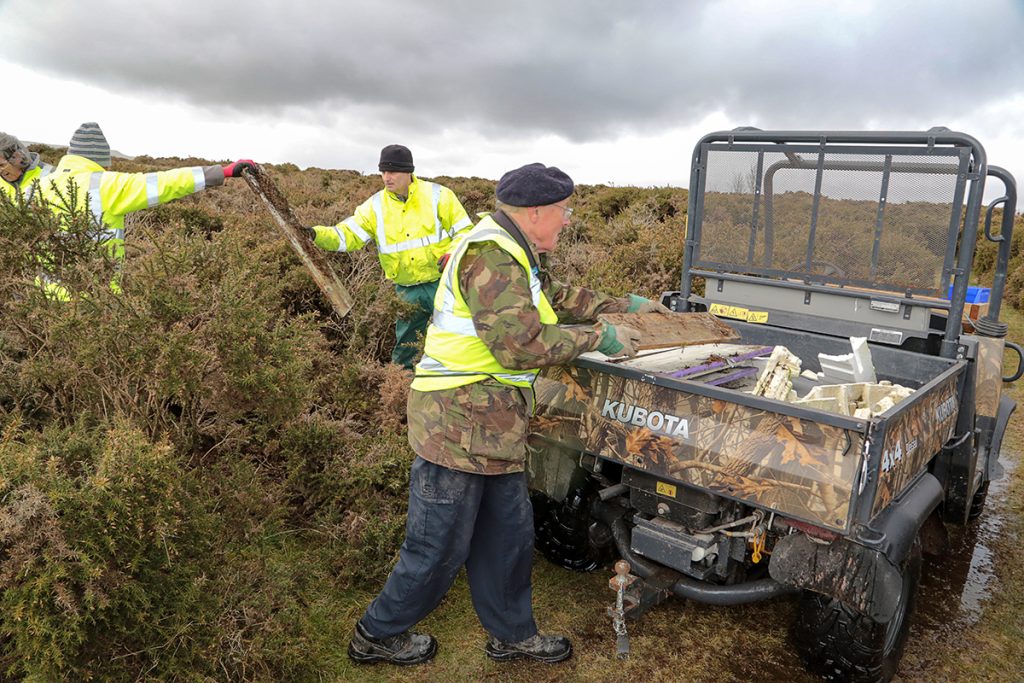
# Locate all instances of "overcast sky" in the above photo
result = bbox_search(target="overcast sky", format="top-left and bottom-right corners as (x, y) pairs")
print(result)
(2, 0), (1023, 206)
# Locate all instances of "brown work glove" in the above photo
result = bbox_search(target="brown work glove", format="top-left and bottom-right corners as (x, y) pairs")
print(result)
(597, 323), (643, 358)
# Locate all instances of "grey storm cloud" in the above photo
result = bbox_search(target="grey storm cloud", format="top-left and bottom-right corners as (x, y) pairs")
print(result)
(3, 0), (1024, 141)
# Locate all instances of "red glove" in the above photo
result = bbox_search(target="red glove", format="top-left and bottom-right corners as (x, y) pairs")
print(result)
(222, 159), (256, 178)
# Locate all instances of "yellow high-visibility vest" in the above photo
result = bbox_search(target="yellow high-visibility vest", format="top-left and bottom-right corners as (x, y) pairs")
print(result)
(35, 155), (219, 300)
(41, 154), (212, 266)
(411, 214), (557, 393)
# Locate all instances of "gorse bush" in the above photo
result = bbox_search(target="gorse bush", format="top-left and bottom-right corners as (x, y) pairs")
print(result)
(0, 173), (415, 680)
(2, 201), (323, 452)
(0, 417), (216, 680)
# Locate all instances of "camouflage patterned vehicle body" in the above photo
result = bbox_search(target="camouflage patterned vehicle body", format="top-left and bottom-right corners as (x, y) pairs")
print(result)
(528, 130), (1022, 683)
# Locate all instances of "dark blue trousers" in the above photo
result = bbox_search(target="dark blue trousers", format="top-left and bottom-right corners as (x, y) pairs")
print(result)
(360, 456), (538, 643)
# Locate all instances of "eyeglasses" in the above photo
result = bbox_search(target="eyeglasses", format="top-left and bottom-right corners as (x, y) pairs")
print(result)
(553, 202), (573, 218)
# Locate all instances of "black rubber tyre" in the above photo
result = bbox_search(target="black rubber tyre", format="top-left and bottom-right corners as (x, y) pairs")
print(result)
(968, 481), (990, 521)
(531, 483), (613, 572)
(792, 540), (922, 683)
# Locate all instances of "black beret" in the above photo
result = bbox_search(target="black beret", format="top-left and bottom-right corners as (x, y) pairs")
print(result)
(495, 162), (574, 207)
(379, 144), (414, 172)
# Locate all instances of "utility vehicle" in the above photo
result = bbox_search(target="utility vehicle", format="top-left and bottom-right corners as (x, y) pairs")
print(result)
(528, 128), (1022, 682)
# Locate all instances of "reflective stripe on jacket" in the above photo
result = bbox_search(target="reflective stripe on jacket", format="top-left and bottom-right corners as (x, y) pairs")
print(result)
(411, 214), (558, 393)
(311, 176), (472, 286)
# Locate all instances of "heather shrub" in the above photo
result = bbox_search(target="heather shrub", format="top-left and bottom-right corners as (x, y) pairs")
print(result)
(972, 212), (1023, 286)
(1006, 262), (1024, 310)
(0, 418), (216, 680)
(550, 197), (686, 298)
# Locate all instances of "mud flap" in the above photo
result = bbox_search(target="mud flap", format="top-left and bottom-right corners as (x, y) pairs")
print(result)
(768, 534), (903, 623)
(987, 395), (1017, 481)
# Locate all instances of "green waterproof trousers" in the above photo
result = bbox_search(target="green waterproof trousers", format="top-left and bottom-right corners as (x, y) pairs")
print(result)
(393, 281), (439, 369)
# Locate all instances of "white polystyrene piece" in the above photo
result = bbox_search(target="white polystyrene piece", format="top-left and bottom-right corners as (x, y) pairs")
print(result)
(818, 337), (876, 384)
(849, 337), (877, 383)
(751, 346), (802, 400)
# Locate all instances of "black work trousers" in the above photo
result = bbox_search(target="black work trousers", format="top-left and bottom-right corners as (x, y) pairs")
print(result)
(360, 456), (538, 643)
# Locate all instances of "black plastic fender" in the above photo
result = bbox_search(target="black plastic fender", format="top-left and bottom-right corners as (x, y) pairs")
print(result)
(855, 472), (943, 565)
(769, 534), (903, 622)
(768, 473), (941, 623)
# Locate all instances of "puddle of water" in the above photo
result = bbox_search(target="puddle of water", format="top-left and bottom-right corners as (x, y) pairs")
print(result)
(915, 456), (1015, 629)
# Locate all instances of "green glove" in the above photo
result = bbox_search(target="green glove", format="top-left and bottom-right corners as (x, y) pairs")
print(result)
(597, 323), (642, 358)
(597, 323), (623, 355)
(627, 293), (671, 314)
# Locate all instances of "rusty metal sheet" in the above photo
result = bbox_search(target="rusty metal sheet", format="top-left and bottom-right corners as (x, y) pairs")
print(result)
(598, 312), (739, 350)
(243, 165), (354, 317)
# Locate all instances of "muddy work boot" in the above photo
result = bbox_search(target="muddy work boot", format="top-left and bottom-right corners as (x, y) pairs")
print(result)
(347, 621), (438, 665)
(484, 633), (573, 663)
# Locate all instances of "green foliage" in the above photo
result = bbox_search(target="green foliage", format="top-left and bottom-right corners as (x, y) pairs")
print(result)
(0, 418), (216, 680)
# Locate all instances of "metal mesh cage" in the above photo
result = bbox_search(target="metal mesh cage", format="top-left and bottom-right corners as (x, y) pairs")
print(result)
(695, 145), (966, 296)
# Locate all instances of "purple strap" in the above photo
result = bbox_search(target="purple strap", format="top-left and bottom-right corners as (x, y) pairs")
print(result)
(705, 366), (760, 386)
(668, 346), (774, 379)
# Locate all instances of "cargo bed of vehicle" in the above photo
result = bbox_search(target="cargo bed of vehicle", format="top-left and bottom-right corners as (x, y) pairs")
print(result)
(534, 321), (965, 533)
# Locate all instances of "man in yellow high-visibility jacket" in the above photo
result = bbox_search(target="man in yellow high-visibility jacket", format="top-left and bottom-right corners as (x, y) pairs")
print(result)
(38, 122), (254, 300)
(307, 144), (473, 368)
(0, 132), (53, 203)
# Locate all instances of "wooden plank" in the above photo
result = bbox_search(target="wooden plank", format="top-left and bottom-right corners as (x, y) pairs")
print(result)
(597, 312), (740, 350)
(243, 165), (355, 317)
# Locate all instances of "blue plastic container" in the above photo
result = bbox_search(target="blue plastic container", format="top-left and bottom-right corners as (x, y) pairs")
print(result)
(946, 284), (991, 303)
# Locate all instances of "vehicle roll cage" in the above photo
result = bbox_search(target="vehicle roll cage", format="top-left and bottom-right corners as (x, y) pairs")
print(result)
(681, 128), (1014, 360)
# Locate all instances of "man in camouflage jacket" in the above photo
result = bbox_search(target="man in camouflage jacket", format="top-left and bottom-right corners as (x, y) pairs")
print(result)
(347, 163), (669, 667)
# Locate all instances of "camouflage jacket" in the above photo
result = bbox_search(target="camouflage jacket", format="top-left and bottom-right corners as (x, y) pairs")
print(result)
(409, 237), (630, 475)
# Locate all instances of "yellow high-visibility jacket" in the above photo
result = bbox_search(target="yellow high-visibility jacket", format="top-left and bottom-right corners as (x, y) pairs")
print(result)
(0, 157), (54, 203)
(37, 154), (225, 298)
(311, 176), (472, 286)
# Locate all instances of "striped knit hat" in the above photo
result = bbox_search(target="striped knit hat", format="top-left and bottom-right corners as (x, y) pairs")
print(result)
(68, 122), (111, 168)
